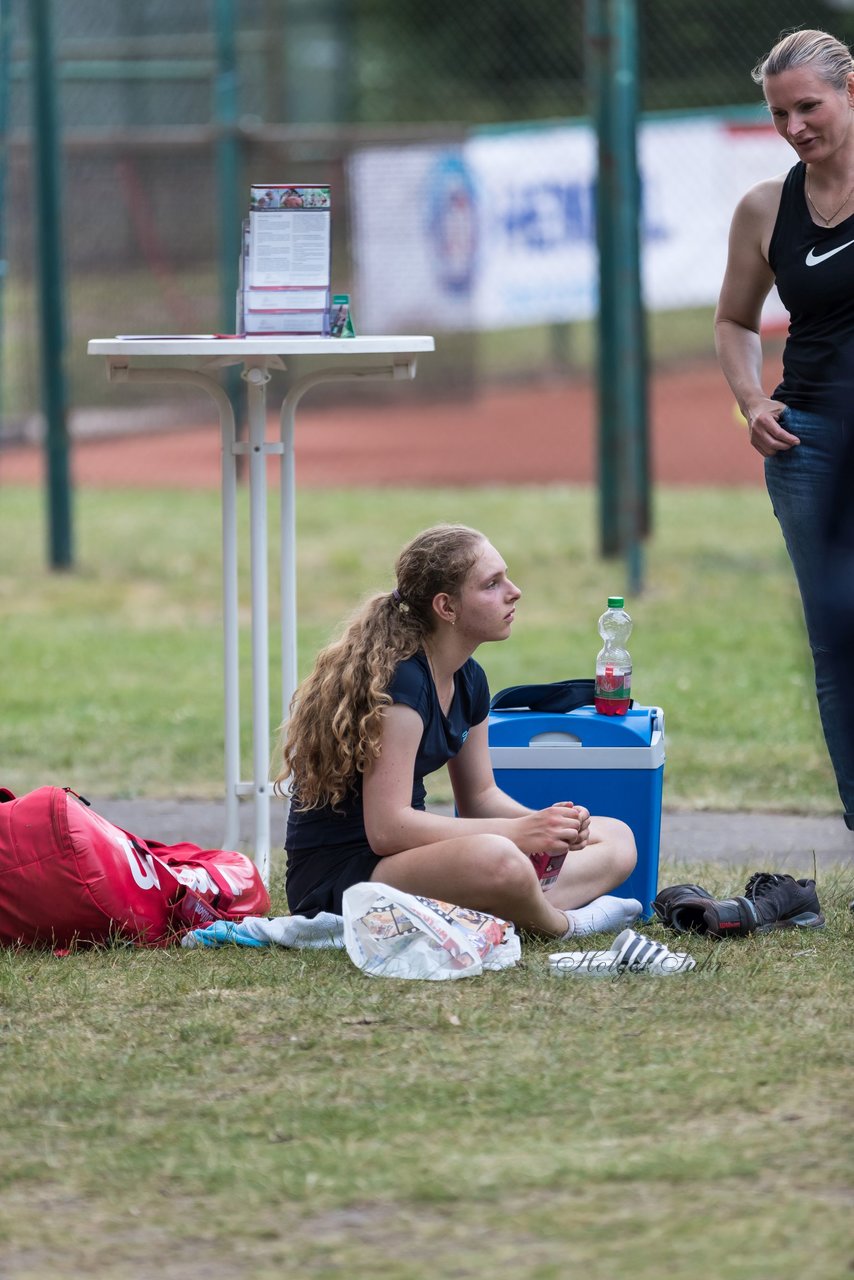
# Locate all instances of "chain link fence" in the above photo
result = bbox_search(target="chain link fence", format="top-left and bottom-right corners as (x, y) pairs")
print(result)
(3, 0), (854, 436)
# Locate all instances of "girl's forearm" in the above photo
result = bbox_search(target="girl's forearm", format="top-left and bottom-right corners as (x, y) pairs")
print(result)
(455, 783), (531, 820)
(366, 806), (520, 857)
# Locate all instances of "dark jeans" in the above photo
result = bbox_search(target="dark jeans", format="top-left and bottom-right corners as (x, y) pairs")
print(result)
(765, 407), (854, 829)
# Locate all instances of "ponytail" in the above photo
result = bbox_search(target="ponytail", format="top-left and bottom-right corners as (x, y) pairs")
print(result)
(275, 524), (485, 809)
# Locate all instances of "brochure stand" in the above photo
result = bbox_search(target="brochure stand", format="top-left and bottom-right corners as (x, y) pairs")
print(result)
(242, 184), (332, 336)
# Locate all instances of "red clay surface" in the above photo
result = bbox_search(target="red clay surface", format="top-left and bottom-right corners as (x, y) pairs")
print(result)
(1, 357), (780, 489)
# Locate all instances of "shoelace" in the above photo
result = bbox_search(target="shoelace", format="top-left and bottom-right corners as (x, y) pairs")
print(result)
(744, 872), (786, 900)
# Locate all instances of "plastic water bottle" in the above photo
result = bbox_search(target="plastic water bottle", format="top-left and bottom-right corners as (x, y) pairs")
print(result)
(594, 596), (632, 716)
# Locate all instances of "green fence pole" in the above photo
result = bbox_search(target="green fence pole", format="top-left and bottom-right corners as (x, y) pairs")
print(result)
(610, 0), (645, 593)
(214, 0), (242, 434)
(29, 0), (72, 569)
(585, 0), (647, 591)
(585, 0), (619, 558)
(0, 0), (12, 431)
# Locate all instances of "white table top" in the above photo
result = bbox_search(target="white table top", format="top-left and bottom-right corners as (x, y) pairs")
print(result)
(88, 335), (435, 358)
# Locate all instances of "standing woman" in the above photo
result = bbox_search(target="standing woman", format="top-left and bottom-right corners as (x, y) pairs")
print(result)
(715, 28), (854, 833)
(275, 524), (639, 938)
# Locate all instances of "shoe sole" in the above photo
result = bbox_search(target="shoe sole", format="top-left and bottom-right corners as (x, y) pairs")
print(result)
(755, 910), (826, 932)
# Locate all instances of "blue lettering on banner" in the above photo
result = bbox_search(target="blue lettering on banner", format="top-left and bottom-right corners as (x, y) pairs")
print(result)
(425, 153), (479, 296)
(498, 181), (595, 250)
(497, 179), (667, 251)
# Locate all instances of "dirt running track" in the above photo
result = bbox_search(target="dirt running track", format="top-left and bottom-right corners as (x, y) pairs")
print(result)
(1, 357), (781, 489)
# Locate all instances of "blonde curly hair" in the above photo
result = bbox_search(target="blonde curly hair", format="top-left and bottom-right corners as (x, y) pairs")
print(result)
(275, 524), (486, 810)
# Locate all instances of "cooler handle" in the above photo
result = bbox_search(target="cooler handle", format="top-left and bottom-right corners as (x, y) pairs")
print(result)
(529, 731), (582, 747)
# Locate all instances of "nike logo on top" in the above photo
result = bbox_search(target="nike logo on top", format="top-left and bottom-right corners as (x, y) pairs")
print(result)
(805, 239), (854, 266)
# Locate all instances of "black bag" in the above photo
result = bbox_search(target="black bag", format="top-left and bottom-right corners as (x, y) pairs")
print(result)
(489, 678), (598, 713)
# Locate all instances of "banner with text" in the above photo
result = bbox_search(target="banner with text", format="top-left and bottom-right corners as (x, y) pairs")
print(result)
(348, 116), (792, 333)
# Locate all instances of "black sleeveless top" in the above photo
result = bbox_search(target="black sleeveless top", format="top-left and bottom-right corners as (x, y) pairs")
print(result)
(768, 161), (854, 418)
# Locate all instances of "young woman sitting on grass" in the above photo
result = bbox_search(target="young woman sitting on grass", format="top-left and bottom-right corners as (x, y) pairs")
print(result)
(275, 524), (640, 938)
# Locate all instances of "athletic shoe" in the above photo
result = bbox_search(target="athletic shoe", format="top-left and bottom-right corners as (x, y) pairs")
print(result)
(651, 882), (716, 933)
(703, 872), (825, 939)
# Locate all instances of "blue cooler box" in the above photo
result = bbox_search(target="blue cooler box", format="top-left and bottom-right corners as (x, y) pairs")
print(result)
(488, 705), (665, 916)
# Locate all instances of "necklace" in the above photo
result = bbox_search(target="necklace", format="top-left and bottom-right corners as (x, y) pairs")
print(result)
(805, 173), (854, 225)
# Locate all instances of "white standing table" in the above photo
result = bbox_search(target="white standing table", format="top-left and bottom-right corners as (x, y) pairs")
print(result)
(87, 336), (435, 882)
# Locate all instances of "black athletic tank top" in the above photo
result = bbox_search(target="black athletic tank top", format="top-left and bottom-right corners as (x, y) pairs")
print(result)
(768, 161), (854, 416)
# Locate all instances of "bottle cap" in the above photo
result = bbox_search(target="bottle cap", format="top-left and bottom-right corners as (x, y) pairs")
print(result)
(607, 596), (624, 609)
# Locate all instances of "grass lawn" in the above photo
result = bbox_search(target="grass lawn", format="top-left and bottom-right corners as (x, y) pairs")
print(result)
(1, 482), (851, 1278)
(1, 858), (852, 1279)
(0, 482), (838, 812)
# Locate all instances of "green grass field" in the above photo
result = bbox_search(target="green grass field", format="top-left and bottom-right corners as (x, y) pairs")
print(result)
(1, 867), (852, 1279)
(1, 481), (851, 1279)
(0, 481), (838, 812)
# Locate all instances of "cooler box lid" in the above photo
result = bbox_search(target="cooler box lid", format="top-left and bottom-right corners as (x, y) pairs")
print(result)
(489, 705), (661, 747)
(488, 705), (665, 770)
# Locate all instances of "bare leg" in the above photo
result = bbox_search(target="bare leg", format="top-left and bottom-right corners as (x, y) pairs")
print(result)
(370, 834), (570, 936)
(545, 816), (637, 911)
(369, 817), (637, 938)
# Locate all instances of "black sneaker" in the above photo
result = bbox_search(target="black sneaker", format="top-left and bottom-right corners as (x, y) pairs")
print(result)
(703, 872), (825, 939)
(652, 883), (716, 934)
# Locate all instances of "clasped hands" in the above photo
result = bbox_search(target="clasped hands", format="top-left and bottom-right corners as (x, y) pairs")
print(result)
(515, 801), (591, 855)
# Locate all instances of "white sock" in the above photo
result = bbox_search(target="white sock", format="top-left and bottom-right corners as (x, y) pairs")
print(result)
(561, 895), (642, 939)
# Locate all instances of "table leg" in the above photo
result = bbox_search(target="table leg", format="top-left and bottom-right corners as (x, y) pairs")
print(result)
(242, 365), (274, 884)
(219, 389), (241, 852)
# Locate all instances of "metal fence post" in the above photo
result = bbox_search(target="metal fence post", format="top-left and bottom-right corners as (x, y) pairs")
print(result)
(0, 0), (11, 429)
(29, 0), (72, 569)
(214, 0), (242, 423)
(585, 0), (648, 592)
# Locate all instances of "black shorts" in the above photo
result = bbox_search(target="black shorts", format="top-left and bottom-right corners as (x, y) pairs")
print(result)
(285, 840), (383, 917)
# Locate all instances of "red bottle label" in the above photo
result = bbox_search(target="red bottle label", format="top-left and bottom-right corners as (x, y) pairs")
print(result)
(594, 664), (631, 716)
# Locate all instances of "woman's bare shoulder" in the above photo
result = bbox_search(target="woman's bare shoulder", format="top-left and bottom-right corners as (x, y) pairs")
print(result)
(734, 172), (788, 221)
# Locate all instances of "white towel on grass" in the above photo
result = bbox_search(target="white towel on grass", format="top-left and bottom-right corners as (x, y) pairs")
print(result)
(180, 912), (344, 949)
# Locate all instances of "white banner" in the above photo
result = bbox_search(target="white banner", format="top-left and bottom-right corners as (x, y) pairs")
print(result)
(349, 116), (792, 332)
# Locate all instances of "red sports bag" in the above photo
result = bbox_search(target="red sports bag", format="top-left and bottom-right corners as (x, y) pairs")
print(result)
(0, 786), (270, 949)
